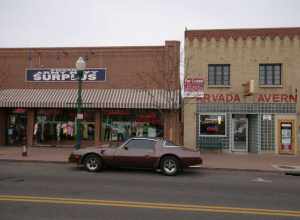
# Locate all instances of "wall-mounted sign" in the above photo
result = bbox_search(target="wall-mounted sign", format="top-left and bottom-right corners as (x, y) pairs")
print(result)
(263, 114), (272, 121)
(184, 78), (204, 98)
(26, 68), (106, 82)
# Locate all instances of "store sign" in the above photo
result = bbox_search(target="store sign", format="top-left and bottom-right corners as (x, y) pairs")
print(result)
(198, 94), (241, 103)
(184, 78), (204, 98)
(263, 114), (272, 121)
(198, 94), (297, 103)
(26, 68), (106, 82)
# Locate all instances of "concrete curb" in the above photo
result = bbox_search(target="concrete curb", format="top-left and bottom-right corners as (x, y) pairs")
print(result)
(201, 167), (285, 174)
(0, 159), (69, 164)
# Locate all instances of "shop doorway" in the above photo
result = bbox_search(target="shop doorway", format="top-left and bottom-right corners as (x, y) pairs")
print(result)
(7, 110), (27, 145)
(231, 117), (248, 152)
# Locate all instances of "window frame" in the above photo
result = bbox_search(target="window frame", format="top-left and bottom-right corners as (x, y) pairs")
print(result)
(208, 64), (231, 86)
(199, 113), (227, 137)
(259, 63), (282, 86)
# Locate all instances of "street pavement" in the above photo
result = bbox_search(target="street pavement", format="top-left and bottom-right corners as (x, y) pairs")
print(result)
(0, 161), (299, 220)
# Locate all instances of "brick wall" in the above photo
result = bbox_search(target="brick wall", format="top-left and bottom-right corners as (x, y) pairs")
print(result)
(0, 41), (180, 90)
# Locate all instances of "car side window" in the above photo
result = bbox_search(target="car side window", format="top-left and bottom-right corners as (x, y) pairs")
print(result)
(124, 139), (156, 150)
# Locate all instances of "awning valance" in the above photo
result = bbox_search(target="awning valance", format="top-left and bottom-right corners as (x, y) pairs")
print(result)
(0, 89), (180, 109)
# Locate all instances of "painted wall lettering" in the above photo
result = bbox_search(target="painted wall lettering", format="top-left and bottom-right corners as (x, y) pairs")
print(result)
(198, 94), (297, 103)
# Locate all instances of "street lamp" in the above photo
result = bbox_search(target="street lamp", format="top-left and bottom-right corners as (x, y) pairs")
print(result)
(75, 57), (86, 149)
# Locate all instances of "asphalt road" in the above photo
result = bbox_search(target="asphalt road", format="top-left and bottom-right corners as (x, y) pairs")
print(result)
(0, 161), (299, 220)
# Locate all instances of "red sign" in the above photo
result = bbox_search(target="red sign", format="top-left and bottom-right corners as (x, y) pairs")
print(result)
(184, 78), (204, 98)
(198, 94), (240, 103)
(257, 94), (297, 103)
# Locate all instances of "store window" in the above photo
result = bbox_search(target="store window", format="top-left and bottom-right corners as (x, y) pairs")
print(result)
(208, 64), (230, 86)
(7, 109), (27, 145)
(102, 110), (163, 142)
(34, 109), (95, 145)
(199, 114), (226, 136)
(259, 64), (281, 86)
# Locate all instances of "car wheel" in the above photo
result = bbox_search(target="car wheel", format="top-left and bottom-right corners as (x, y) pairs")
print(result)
(161, 156), (180, 176)
(84, 154), (102, 172)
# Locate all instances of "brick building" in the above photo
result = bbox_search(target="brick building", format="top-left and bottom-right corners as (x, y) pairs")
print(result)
(0, 41), (181, 147)
(184, 27), (300, 154)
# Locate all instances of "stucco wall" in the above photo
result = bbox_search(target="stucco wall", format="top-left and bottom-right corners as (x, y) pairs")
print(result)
(184, 32), (300, 151)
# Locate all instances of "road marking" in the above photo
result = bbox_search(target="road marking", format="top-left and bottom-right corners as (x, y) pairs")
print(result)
(0, 195), (300, 217)
(252, 177), (272, 183)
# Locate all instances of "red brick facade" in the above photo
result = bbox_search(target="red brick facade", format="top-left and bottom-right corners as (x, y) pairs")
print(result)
(0, 41), (180, 90)
(0, 41), (181, 146)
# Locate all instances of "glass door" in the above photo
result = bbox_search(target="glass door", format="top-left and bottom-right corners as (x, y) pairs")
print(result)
(232, 118), (248, 152)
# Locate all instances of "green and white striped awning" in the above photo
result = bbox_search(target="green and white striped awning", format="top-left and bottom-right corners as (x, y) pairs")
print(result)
(0, 89), (180, 109)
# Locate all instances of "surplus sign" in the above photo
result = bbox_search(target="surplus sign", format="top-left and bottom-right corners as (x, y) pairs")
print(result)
(26, 68), (106, 82)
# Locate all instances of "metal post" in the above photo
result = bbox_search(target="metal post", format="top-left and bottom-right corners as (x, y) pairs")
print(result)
(75, 70), (83, 149)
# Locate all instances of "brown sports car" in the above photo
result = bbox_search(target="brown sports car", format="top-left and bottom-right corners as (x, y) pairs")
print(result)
(69, 137), (202, 176)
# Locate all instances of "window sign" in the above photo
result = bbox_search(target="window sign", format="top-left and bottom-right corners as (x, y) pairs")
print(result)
(279, 122), (294, 154)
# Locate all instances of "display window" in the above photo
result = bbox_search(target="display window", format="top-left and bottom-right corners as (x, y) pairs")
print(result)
(199, 114), (226, 136)
(102, 110), (163, 142)
(34, 109), (95, 145)
(7, 109), (27, 145)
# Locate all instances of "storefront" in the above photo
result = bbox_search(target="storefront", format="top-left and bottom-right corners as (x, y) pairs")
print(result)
(184, 27), (300, 154)
(196, 95), (297, 154)
(0, 40), (181, 147)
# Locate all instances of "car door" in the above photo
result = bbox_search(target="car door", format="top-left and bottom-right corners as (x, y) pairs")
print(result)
(114, 138), (157, 169)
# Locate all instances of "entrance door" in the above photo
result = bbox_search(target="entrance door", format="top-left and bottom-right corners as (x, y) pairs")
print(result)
(232, 118), (248, 152)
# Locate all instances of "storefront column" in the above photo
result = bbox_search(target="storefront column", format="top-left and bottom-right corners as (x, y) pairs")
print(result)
(26, 109), (34, 147)
(95, 111), (101, 145)
(163, 112), (170, 141)
(183, 98), (197, 149)
(0, 110), (7, 145)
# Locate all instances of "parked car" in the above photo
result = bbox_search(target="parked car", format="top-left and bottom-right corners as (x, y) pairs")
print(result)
(69, 137), (202, 176)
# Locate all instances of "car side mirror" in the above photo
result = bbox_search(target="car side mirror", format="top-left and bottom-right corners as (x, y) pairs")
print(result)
(124, 146), (128, 150)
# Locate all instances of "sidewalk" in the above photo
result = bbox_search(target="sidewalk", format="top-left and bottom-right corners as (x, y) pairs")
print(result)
(0, 146), (299, 172)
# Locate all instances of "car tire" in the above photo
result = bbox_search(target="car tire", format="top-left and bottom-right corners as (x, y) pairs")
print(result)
(84, 154), (103, 172)
(160, 156), (180, 176)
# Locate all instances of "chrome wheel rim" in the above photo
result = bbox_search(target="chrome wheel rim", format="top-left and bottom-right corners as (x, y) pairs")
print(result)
(163, 159), (177, 174)
(86, 158), (99, 171)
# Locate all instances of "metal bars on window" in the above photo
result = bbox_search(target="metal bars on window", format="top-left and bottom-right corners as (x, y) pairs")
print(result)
(208, 64), (230, 86)
(259, 64), (281, 85)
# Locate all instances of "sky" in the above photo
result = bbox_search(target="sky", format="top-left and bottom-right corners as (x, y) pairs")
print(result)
(0, 0), (300, 48)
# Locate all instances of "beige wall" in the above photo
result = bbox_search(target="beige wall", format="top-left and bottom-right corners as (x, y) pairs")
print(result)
(183, 98), (197, 149)
(184, 35), (300, 152)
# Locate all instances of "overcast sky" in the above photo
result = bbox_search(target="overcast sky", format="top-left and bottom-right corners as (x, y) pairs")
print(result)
(0, 0), (300, 48)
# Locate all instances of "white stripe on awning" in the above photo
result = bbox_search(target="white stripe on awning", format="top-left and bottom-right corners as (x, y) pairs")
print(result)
(0, 89), (180, 109)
